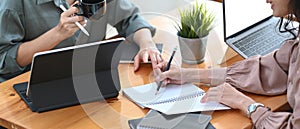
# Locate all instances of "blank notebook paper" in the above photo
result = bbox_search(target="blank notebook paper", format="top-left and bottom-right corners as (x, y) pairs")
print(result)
(122, 83), (230, 115)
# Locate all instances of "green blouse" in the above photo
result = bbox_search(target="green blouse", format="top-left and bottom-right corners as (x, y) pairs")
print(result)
(0, 0), (155, 82)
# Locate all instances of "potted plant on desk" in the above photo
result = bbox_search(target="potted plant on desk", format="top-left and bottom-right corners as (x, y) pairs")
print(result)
(176, 1), (216, 64)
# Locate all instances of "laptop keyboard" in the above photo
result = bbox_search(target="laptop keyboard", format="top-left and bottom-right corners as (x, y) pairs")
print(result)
(232, 24), (289, 57)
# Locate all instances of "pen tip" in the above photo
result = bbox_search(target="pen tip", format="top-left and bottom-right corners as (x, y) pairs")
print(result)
(174, 46), (178, 51)
(155, 91), (158, 95)
(85, 32), (90, 37)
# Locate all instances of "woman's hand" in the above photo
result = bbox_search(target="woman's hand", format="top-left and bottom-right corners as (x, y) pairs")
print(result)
(134, 47), (163, 71)
(55, 5), (85, 41)
(154, 62), (189, 86)
(201, 83), (256, 114)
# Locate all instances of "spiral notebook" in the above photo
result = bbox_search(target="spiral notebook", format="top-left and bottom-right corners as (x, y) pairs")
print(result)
(122, 83), (229, 115)
(128, 109), (215, 129)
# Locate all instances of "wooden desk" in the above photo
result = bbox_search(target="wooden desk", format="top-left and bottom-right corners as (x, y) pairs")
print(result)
(0, 56), (288, 129)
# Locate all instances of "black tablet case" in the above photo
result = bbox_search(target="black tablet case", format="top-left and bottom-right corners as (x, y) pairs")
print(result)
(13, 38), (124, 112)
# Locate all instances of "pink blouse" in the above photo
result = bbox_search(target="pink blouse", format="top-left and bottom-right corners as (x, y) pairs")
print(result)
(223, 37), (300, 128)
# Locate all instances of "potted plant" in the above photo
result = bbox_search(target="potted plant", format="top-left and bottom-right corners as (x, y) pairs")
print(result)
(176, 1), (215, 64)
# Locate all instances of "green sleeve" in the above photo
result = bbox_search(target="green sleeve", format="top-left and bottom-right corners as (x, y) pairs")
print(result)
(0, 9), (28, 81)
(106, 0), (156, 38)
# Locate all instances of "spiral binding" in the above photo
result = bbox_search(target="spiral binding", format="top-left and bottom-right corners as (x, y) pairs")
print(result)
(145, 91), (204, 105)
(137, 125), (167, 129)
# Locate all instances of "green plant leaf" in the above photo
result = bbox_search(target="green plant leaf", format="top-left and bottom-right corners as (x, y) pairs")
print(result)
(176, 1), (216, 38)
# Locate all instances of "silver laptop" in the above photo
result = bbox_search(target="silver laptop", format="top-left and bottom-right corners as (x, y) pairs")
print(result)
(13, 38), (125, 112)
(223, 0), (293, 58)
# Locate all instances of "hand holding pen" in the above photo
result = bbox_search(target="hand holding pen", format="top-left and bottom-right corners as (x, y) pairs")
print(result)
(55, 0), (90, 37)
(155, 46), (177, 95)
(58, 5), (90, 36)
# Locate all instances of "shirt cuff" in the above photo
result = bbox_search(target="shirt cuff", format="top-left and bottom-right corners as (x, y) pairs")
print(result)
(126, 26), (156, 43)
(209, 67), (227, 86)
(4, 43), (26, 73)
(250, 107), (270, 127)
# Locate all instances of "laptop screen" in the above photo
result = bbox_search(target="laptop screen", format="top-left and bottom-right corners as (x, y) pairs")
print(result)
(223, 0), (273, 39)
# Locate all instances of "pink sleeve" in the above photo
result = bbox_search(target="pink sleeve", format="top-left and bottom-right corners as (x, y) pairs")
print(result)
(225, 40), (295, 95)
(251, 100), (300, 129)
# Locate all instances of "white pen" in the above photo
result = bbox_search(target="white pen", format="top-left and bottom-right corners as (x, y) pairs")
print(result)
(59, 5), (90, 36)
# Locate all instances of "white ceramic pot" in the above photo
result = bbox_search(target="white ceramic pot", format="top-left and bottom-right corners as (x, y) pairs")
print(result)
(178, 35), (208, 64)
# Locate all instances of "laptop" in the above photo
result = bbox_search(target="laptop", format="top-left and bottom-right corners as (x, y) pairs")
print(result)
(13, 38), (125, 112)
(223, 0), (293, 58)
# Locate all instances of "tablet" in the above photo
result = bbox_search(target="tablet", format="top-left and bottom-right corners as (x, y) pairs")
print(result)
(14, 38), (125, 112)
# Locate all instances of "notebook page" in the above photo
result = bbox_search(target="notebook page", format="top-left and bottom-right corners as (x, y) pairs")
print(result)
(122, 83), (203, 108)
(145, 93), (230, 115)
(122, 83), (230, 114)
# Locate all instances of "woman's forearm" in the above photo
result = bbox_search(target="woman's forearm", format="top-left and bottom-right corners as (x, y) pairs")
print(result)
(16, 27), (65, 67)
(133, 28), (156, 49)
(182, 67), (227, 86)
